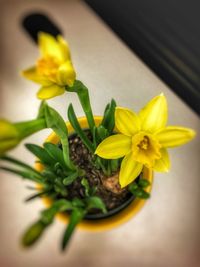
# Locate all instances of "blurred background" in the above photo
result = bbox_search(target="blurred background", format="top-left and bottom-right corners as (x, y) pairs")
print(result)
(0, 0), (200, 267)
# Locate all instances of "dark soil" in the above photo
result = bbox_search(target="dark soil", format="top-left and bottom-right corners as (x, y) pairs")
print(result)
(66, 130), (132, 214)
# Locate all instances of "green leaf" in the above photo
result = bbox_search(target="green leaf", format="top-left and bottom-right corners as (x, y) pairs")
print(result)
(129, 187), (150, 199)
(68, 104), (94, 152)
(41, 169), (57, 180)
(110, 159), (120, 172)
(97, 125), (108, 141)
(128, 182), (138, 192)
(0, 155), (41, 176)
(138, 179), (151, 188)
(63, 171), (79, 186)
(44, 104), (75, 170)
(43, 142), (66, 170)
(25, 143), (55, 166)
(55, 178), (68, 196)
(41, 199), (73, 224)
(44, 105), (68, 140)
(25, 190), (50, 202)
(22, 220), (46, 247)
(86, 196), (107, 214)
(72, 198), (85, 208)
(102, 103), (110, 119)
(0, 166), (44, 184)
(92, 126), (99, 147)
(81, 177), (90, 197)
(90, 186), (97, 196)
(61, 208), (85, 251)
(101, 99), (116, 133)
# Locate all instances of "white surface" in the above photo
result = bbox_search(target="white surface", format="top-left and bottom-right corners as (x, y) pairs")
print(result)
(0, 0), (200, 267)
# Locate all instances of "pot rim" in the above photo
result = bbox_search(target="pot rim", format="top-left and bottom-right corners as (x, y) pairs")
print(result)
(35, 116), (153, 232)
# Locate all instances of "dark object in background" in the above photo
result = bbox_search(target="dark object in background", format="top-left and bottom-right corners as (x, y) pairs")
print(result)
(85, 0), (200, 115)
(22, 13), (62, 43)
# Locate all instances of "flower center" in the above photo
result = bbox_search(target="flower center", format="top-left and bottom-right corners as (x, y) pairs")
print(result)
(36, 56), (60, 80)
(132, 132), (161, 167)
(137, 135), (149, 150)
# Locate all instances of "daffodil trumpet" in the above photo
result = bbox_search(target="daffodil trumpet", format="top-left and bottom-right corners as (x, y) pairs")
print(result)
(95, 94), (196, 188)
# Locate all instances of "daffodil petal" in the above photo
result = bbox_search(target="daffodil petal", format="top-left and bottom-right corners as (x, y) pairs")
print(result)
(155, 126), (196, 148)
(57, 35), (71, 61)
(37, 85), (65, 100)
(21, 67), (52, 86)
(119, 152), (143, 188)
(95, 134), (132, 159)
(57, 61), (76, 86)
(153, 148), (170, 172)
(38, 32), (63, 61)
(139, 93), (168, 132)
(115, 107), (140, 136)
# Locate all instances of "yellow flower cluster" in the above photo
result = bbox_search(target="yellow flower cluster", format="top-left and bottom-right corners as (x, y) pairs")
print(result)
(95, 94), (196, 187)
(22, 32), (76, 99)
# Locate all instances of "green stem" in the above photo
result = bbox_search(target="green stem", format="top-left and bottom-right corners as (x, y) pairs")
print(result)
(15, 119), (46, 139)
(67, 80), (95, 133)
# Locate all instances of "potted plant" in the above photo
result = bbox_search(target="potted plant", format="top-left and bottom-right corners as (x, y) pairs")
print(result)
(0, 32), (196, 251)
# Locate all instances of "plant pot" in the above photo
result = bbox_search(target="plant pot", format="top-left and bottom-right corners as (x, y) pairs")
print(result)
(35, 116), (153, 232)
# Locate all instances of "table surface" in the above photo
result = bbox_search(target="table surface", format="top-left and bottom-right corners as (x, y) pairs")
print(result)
(0, 1), (200, 267)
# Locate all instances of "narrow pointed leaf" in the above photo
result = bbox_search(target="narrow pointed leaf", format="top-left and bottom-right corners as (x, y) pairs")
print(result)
(0, 155), (41, 176)
(43, 142), (66, 169)
(63, 171), (79, 185)
(129, 187), (150, 199)
(41, 199), (73, 224)
(86, 196), (107, 213)
(25, 143), (55, 166)
(0, 166), (44, 184)
(138, 179), (151, 188)
(68, 104), (94, 152)
(101, 99), (116, 133)
(72, 198), (85, 208)
(62, 208), (85, 250)
(81, 178), (90, 197)
(97, 125), (108, 141)
(44, 104), (74, 170)
(25, 190), (50, 202)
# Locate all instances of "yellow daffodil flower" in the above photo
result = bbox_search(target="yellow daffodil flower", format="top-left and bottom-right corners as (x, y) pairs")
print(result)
(0, 120), (20, 155)
(95, 94), (196, 188)
(22, 32), (76, 100)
